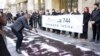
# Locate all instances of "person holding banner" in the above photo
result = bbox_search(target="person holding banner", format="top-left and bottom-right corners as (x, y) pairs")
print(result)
(71, 8), (80, 38)
(52, 9), (57, 33)
(66, 8), (71, 14)
(80, 7), (90, 39)
(45, 10), (51, 31)
(61, 9), (67, 34)
(91, 3), (100, 43)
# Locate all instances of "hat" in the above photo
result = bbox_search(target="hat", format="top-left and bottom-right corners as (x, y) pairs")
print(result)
(94, 3), (99, 7)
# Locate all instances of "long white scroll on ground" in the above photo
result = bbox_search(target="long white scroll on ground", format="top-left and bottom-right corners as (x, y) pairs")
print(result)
(42, 15), (83, 33)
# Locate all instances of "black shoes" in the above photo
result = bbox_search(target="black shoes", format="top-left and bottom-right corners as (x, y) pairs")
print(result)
(16, 49), (22, 54)
(90, 40), (95, 42)
(90, 40), (100, 43)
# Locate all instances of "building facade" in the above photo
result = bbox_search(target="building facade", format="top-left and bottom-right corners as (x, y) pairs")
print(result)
(7, 0), (100, 15)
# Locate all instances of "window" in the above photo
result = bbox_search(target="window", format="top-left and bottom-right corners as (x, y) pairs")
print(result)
(40, 0), (45, 10)
(66, 0), (78, 11)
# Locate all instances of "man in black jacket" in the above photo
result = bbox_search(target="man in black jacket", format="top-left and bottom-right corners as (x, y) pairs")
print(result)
(91, 3), (100, 43)
(31, 10), (39, 28)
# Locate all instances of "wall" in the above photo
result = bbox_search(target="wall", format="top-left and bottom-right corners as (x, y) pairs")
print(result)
(52, 0), (60, 10)
(16, 0), (27, 3)
(78, 0), (96, 13)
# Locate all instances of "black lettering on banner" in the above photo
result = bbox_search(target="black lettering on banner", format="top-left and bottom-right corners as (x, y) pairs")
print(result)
(61, 25), (73, 29)
(57, 19), (62, 23)
(63, 18), (70, 23)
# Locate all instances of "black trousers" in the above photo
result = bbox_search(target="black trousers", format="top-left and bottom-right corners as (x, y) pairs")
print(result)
(92, 23), (100, 41)
(33, 20), (39, 28)
(96, 24), (100, 41)
(80, 31), (88, 39)
(80, 24), (88, 39)
(52, 29), (56, 32)
(92, 24), (97, 41)
(0, 35), (11, 56)
(69, 32), (78, 38)
(12, 28), (23, 50)
(29, 19), (33, 27)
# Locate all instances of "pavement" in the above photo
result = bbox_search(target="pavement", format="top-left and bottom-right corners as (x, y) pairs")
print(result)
(7, 37), (24, 56)
(37, 29), (100, 52)
(5, 23), (100, 56)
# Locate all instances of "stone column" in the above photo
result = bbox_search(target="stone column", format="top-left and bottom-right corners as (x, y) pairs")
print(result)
(45, 0), (52, 14)
(78, 0), (83, 13)
(82, 0), (95, 13)
(10, 4), (17, 17)
(27, 0), (34, 11)
(34, 0), (39, 10)
(20, 2), (24, 10)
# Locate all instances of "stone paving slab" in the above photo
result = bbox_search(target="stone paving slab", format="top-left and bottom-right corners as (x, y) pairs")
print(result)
(37, 29), (100, 53)
(7, 37), (24, 56)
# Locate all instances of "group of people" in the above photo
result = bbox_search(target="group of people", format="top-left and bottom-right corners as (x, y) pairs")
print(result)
(0, 2), (100, 56)
(10, 2), (100, 54)
(28, 3), (100, 43)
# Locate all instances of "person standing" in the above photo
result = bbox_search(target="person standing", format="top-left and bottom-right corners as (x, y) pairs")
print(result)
(52, 9), (57, 33)
(32, 10), (39, 32)
(16, 11), (24, 20)
(37, 9), (45, 30)
(11, 13), (32, 54)
(38, 11), (43, 29)
(91, 3), (100, 43)
(71, 8), (80, 38)
(29, 10), (36, 28)
(66, 8), (71, 14)
(45, 10), (51, 31)
(6, 12), (13, 23)
(54, 10), (61, 34)
(80, 7), (90, 39)
(0, 12), (11, 56)
(61, 9), (66, 34)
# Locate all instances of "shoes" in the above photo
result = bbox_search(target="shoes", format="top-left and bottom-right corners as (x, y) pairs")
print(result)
(95, 41), (100, 43)
(16, 49), (22, 54)
(90, 40), (95, 42)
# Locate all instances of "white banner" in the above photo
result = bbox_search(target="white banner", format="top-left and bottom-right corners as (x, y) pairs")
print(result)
(42, 15), (83, 33)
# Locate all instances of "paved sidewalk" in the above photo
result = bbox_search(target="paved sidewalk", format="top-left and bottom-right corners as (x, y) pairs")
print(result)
(37, 29), (100, 53)
(7, 37), (24, 56)
(5, 23), (100, 56)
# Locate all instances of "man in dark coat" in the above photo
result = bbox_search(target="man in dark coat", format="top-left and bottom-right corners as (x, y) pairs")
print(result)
(11, 13), (32, 54)
(91, 3), (100, 43)
(52, 9), (57, 33)
(31, 11), (39, 28)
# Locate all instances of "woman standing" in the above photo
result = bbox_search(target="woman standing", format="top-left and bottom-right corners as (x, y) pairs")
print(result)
(80, 7), (90, 39)
(0, 12), (11, 56)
